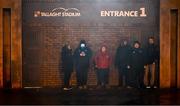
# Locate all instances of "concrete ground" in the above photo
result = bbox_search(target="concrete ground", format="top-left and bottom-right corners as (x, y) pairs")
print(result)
(0, 87), (179, 105)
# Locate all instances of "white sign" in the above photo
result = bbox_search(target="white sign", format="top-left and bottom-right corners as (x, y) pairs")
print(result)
(34, 7), (81, 17)
(100, 8), (147, 17)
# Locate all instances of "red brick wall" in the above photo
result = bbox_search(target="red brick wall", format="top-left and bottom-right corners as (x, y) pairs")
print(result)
(23, 24), (153, 87)
(41, 25), (142, 87)
(22, 0), (159, 87)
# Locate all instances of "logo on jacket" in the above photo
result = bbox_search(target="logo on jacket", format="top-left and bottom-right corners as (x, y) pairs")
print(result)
(80, 51), (86, 57)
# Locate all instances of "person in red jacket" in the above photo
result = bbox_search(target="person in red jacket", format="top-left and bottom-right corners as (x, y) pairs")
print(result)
(94, 45), (112, 89)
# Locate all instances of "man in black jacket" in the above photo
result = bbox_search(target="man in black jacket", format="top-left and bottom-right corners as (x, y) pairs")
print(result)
(129, 41), (146, 88)
(61, 42), (74, 90)
(144, 37), (159, 88)
(115, 40), (131, 88)
(74, 40), (92, 90)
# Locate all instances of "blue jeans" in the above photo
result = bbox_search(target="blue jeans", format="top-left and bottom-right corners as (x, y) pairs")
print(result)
(97, 68), (109, 85)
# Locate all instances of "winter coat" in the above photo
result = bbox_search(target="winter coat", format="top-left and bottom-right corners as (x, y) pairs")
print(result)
(115, 45), (131, 69)
(129, 48), (146, 72)
(145, 44), (159, 64)
(94, 46), (112, 69)
(74, 46), (92, 71)
(61, 45), (74, 72)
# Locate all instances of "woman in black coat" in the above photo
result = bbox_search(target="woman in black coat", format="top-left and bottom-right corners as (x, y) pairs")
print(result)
(61, 43), (74, 90)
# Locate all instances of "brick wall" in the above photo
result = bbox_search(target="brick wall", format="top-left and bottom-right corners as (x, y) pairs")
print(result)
(22, 0), (159, 87)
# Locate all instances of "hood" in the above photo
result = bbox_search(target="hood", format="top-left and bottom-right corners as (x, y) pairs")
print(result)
(99, 44), (108, 53)
(78, 39), (87, 48)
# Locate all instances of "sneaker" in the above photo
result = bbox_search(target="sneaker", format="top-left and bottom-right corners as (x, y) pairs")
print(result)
(63, 87), (69, 91)
(68, 87), (73, 90)
(127, 86), (133, 89)
(153, 86), (157, 88)
(146, 86), (151, 89)
(78, 86), (83, 90)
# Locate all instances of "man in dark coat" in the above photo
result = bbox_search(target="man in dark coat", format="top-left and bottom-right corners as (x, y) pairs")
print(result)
(129, 41), (146, 88)
(144, 37), (159, 88)
(61, 42), (74, 90)
(74, 40), (92, 89)
(115, 40), (131, 88)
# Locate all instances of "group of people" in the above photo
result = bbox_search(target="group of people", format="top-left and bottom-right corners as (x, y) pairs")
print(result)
(61, 37), (159, 90)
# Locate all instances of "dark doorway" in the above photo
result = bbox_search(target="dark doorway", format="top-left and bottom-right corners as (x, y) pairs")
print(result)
(170, 9), (178, 88)
(3, 8), (11, 88)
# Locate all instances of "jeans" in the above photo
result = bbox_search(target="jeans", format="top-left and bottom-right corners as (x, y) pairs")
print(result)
(118, 69), (130, 87)
(96, 68), (109, 85)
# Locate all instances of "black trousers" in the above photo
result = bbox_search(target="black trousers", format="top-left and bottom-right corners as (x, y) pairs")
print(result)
(128, 69), (144, 88)
(133, 70), (144, 88)
(137, 71), (145, 88)
(63, 70), (72, 88)
(118, 64), (132, 87)
(118, 69), (130, 87)
(96, 68), (109, 85)
(76, 68), (88, 86)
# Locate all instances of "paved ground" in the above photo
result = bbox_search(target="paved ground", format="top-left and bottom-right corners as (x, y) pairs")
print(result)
(0, 87), (179, 105)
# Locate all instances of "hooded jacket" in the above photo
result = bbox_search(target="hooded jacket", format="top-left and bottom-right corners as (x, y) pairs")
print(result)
(94, 45), (112, 69)
(74, 40), (92, 70)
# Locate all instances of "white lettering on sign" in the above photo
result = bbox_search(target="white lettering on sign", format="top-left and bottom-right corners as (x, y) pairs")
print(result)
(100, 8), (147, 17)
(139, 8), (147, 17)
(34, 7), (81, 17)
